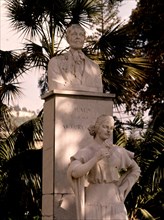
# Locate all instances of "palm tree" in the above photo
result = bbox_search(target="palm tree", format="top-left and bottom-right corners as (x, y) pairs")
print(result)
(0, 49), (28, 136)
(0, 112), (43, 219)
(94, 23), (151, 107)
(0, 49), (43, 219)
(5, 0), (151, 106)
(5, 0), (102, 94)
(0, 50), (28, 101)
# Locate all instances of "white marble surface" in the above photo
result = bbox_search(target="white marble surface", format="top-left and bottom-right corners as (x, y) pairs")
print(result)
(48, 24), (103, 92)
(42, 90), (114, 220)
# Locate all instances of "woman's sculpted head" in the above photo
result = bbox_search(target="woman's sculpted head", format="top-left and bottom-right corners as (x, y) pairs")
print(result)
(88, 115), (114, 139)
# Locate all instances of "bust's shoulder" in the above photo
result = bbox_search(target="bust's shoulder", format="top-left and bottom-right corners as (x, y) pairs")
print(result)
(85, 55), (100, 67)
(49, 52), (70, 63)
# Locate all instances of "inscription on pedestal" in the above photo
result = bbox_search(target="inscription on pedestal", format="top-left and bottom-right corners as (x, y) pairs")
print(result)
(42, 91), (114, 220)
(55, 96), (113, 193)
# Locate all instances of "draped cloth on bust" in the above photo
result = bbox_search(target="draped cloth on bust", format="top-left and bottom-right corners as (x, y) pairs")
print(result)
(67, 143), (140, 220)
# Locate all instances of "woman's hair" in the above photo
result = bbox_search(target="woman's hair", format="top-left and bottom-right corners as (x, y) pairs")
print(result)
(88, 115), (114, 138)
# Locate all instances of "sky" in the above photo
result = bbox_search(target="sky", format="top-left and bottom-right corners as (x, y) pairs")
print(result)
(0, 0), (137, 112)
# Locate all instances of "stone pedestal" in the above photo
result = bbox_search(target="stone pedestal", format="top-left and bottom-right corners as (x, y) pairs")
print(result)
(42, 90), (115, 220)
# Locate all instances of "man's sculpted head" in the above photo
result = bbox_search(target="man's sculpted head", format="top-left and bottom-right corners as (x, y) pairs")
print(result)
(66, 24), (86, 50)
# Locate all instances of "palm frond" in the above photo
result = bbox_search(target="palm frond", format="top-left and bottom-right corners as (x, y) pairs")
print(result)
(135, 208), (155, 220)
(12, 116), (43, 153)
(5, 149), (42, 175)
(25, 41), (49, 69)
(0, 50), (28, 103)
(0, 149), (42, 219)
(0, 114), (43, 162)
(153, 126), (164, 145)
(69, 0), (101, 25)
(6, 0), (44, 37)
(0, 103), (14, 137)
(0, 50), (27, 83)
(0, 83), (22, 103)
(97, 24), (134, 58)
(115, 131), (127, 147)
(90, 24), (152, 107)
(0, 138), (15, 161)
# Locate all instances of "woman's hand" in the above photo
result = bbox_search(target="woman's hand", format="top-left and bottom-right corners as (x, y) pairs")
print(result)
(119, 181), (128, 201)
(95, 148), (110, 161)
(103, 139), (113, 148)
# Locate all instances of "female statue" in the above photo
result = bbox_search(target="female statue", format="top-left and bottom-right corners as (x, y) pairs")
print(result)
(67, 115), (140, 220)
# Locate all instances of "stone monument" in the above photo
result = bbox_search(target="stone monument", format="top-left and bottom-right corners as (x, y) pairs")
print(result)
(67, 115), (140, 220)
(42, 90), (115, 220)
(42, 24), (115, 219)
(48, 24), (103, 93)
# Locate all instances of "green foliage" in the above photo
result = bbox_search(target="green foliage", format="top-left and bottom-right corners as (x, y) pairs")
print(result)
(128, 0), (164, 114)
(114, 113), (164, 219)
(0, 50), (28, 103)
(0, 112), (43, 219)
(0, 104), (14, 138)
(135, 208), (155, 220)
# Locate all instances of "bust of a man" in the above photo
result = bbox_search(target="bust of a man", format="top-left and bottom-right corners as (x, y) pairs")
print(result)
(48, 24), (103, 92)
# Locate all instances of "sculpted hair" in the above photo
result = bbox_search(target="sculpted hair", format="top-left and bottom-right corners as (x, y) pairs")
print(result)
(88, 115), (114, 138)
(66, 24), (86, 42)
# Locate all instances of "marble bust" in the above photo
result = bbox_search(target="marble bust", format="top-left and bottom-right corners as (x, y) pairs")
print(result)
(67, 115), (140, 220)
(48, 24), (103, 92)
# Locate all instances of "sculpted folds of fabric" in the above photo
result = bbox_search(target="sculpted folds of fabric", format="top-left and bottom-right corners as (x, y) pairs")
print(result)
(48, 51), (103, 92)
(68, 141), (140, 220)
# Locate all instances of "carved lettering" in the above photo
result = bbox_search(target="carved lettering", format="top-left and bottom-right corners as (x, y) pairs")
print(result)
(74, 107), (91, 113)
(63, 124), (85, 130)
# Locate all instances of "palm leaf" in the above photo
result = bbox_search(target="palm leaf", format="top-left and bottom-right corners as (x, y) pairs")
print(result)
(25, 41), (49, 69)
(0, 149), (42, 219)
(0, 103), (14, 138)
(91, 23), (152, 107)
(0, 83), (22, 103)
(69, 0), (101, 25)
(135, 208), (155, 220)
(0, 113), (43, 218)
(0, 50), (28, 103)
(0, 113), (43, 162)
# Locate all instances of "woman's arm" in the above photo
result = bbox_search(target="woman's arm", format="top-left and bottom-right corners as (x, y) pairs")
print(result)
(119, 159), (141, 200)
(71, 147), (110, 178)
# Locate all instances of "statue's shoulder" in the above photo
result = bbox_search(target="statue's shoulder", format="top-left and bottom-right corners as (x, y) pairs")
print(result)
(114, 145), (134, 159)
(85, 55), (100, 67)
(50, 52), (70, 62)
(114, 145), (125, 153)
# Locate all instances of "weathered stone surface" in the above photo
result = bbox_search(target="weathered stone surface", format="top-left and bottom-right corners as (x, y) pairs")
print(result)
(48, 24), (103, 92)
(42, 90), (114, 219)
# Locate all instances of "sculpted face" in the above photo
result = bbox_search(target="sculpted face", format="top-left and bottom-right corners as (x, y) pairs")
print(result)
(96, 121), (114, 141)
(66, 25), (86, 50)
